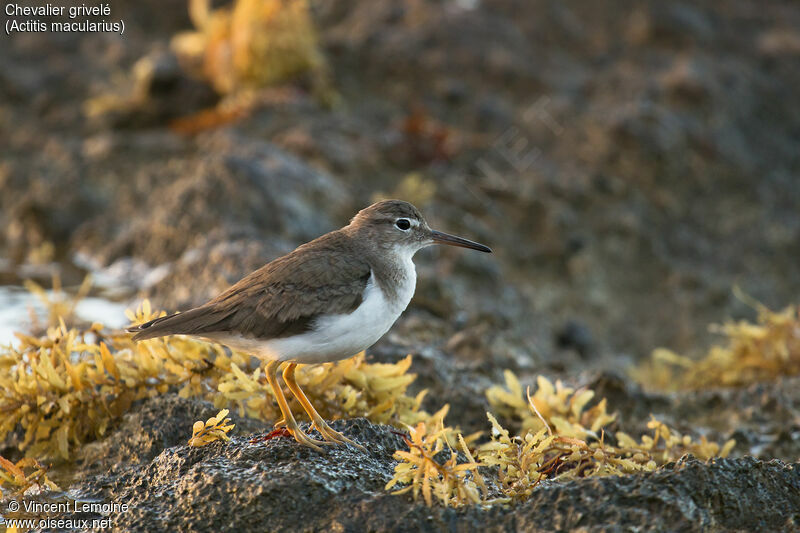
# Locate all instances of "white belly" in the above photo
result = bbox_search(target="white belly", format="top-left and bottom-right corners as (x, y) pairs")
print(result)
(213, 269), (416, 364)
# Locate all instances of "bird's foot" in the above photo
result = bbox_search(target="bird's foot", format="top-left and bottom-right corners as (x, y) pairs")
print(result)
(286, 421), (333, 452)
(312, 418), (365, 451)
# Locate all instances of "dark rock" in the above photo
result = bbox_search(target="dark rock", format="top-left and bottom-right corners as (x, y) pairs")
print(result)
(72, 417), (407, 533)
(74, 394), (268, 479)
(555, 318), (594, 358)
(5, 394), (796, 532)
(66, 132), (349, 308)
(637, 3), (717, 46)
(99, 452), (800, 532)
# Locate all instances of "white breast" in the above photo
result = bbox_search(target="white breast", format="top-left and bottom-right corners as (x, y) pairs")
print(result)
(214, 264), (417, 364)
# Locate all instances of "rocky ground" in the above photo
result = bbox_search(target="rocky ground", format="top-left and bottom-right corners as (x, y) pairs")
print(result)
(7, 392), (800, 532)
(2, 0), (800, 531)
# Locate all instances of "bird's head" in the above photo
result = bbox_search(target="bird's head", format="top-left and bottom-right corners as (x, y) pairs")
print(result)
(348, 199), (492, 256)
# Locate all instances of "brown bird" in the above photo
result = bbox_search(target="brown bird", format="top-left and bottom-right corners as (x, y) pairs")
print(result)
(128, 200), (491, 450)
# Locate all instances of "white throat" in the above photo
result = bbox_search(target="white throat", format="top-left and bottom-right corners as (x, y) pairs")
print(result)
(385, 244), (418, 311)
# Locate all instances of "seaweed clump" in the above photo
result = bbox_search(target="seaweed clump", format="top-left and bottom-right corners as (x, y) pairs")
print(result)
(0, 456), (59, 497)
(387, 370), (735, 507)
(22, 275), (92, 334)
(188, 409), (235, 447)
(486, 370), (616, 440)
(172, 0), (329, 96)
(386, 414), (488, 507)
(216, 352), (430, 427)
(634, 298), (800, 390)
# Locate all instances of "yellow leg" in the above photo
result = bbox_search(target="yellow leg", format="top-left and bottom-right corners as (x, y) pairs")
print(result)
(264, 360), (328, 451)
(283, 362), (364, 450)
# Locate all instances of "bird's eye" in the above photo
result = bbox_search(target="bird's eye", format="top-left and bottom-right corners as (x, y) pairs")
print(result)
(395, 218), (411, 231)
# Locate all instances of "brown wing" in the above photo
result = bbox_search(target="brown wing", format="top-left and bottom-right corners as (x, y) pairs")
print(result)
(128, 232), (371, 341)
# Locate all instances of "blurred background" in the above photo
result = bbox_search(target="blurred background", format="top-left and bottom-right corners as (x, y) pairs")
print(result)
(2, 0), (799, 386)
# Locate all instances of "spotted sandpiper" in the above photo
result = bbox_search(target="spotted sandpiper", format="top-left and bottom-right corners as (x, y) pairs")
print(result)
(128, 200), (491, 450)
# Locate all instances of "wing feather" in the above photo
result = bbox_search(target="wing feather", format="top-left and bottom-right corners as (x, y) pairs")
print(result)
(128, 232), (371, 341)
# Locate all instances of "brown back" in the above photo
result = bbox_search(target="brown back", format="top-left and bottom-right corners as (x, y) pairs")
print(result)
(129, 230), (371, 341)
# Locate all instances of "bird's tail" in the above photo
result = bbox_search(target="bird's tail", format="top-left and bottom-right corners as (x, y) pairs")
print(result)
(127, 303), (233, 341)
(127, 313), (178, 341)
(127, 308), (199, 341)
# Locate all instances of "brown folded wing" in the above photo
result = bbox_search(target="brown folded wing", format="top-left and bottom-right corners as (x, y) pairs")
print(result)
(128, 232), (371, 341)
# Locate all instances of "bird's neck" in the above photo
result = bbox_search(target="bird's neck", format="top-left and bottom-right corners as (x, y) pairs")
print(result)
(363, 244), (418, 305)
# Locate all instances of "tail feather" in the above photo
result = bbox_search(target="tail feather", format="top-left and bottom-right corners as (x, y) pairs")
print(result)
(127, 313), (181, 341)
(127, 306), (229, 341)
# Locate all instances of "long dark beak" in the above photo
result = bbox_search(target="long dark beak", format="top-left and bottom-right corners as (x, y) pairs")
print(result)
(431, 230), (492, 253)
